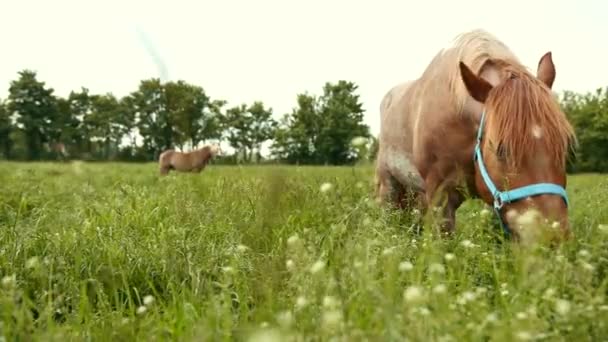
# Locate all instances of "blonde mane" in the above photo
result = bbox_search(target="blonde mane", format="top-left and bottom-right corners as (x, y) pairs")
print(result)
(427, 29), (522, 113)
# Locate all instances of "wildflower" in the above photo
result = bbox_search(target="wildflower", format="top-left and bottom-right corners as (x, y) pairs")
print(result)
(285, 259), (295, 271)
(457, 291), (476, 305)
(1, 274), (16, 288)
(460, 240), (474, 248)
(323, 296), (339, 308)
(578, 249), (590, 258)
(26, 256), (39, 269)
(320, 182), (333, 193)
(399, 261), (414, 272)
(382, 247), (396, 256)
(429, 263), (445, 274)
(444, 253), (455, 262)
(403, 286), (425, 304)
(295, 296), (308, 309)
(433, 284), (447, 294)
(143, 295), (155, 306)
(581, 262), (595, 271)
(351, 136), (368, 147)
(485, 312), (498, 323)
(276, 310), (293, 328)
(516, 331), (532, 341)
(286, 234), (299, 246)
(555, 299), (571, 316)
(310, 260), (325, 274)
(322, 309), (343, 330)
(136, 306), (147, 315)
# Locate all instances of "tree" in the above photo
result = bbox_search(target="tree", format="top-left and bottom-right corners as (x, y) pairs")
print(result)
(0, 100), (13, 159)
(223, 101), (276, 162)
(131, 78), (173, 159)
(89, 93), (123, 159)
(271, 81), (370, 165)
(7, 70), (59, 160)
(164, 80), (223, 150)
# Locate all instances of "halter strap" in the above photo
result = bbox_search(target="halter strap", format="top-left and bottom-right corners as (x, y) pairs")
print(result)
(473, 110), (569, 236)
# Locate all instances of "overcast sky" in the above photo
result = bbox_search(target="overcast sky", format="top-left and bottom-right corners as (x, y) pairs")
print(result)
(1, 0), (606, 137)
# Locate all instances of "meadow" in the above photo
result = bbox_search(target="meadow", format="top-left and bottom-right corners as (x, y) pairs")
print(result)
(0, 162), (607, 341)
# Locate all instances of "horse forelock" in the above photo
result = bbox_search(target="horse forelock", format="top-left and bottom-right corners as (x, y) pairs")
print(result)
(484, 65), (576, 170)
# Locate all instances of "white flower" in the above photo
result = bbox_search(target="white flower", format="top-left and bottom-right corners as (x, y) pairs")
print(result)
(286, 234), (299, 246)
(310, 260), (325, 274)
(433, 284), (447, 294)
(295, 296), (308, 309)
(578, 249), (590, 258)
(403, 286), (425, 303)
(460, 240), (474, 248)
(276, 310), (293, 328)
(516, 331), (532, 341)
(322, 296), (339, 308)
(320, 182), (333, 193)
(285, 259), (295, 271)
(444, 253), (455, 262)
(322, 309), (343, 330)
(1, 274), (16, 288)
(26, 256), (39, 269)
(351, 136), (368, 147)
(399, 261), (414, 272)
(429, 263), (445, 274)
(382, 247), (396, 256)
(555, 299), (571, 316)
(143, 295), (155, 306)
(136, 306), (147, 315)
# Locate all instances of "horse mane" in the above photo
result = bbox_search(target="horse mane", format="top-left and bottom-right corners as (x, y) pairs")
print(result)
(426, 29), (575, 168)
(437, 29), (522, 113)
(484, 64), (576, 169)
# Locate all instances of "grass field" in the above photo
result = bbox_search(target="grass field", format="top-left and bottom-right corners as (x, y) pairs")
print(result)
(0, 162), (607, 341)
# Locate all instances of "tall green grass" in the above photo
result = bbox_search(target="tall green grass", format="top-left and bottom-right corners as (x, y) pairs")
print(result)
(0, 162), (606, 341)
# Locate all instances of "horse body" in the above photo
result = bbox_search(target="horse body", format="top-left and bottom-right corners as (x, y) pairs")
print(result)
(159, 144), (221, 175)
(376, 29), (576, 241)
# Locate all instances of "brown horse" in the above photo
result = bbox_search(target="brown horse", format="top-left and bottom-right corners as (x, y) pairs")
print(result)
(158, 143), (222, 175)
(375, 29), (576, 242)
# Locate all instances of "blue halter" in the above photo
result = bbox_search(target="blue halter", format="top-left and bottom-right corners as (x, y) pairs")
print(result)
(473, 109), (570, 236)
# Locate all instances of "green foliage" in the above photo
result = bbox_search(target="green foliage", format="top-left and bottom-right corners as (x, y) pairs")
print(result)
(223, 101), (277, 163)
(561, 87), (608, 172)
(271, 81), (371, 165)
(0, 68), (607, 170)
(0, 163), (607, 340)
(7, 70), (59, 160)
(0, 99), (13, 159)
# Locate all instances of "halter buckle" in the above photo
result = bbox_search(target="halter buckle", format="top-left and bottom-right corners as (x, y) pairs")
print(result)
(493, 196), (504, 210)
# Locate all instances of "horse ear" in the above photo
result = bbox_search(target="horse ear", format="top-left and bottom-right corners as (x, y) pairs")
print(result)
(537, 51), (556, 89)
(459, 61), (493, 103)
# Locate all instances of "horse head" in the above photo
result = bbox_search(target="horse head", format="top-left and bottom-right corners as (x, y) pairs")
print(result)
(459, 53), (577, 242)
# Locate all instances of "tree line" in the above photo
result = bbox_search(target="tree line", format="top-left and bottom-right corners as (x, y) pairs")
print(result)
(0, 70), (372, 165)
(0, 69), (606, 172)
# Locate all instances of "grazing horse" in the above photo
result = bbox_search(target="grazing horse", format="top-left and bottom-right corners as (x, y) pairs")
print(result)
(375, 29), (576, 241)
(158, 143), (222, 175)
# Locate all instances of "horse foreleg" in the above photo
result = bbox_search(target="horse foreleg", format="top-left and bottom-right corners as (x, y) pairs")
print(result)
(423, 173), (464, 236)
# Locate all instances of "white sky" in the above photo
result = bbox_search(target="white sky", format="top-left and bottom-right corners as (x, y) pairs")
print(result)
(1, 0), (606, 138)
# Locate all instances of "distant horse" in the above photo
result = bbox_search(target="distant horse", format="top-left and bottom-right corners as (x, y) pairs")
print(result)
(158, 143), (222, 175)
(375, 29), (576, 241)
